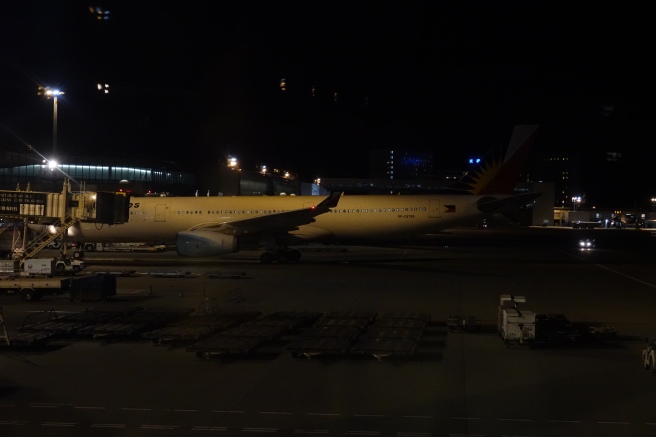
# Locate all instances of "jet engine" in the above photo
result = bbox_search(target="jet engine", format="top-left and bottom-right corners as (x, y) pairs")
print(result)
(176, 231), (239, 256)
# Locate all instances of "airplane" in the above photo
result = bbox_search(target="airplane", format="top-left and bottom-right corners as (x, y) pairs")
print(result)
(47, 125), (540, 264)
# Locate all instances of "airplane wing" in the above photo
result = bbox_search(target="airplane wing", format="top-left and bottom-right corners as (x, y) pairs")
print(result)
(188, 192), (341, 236)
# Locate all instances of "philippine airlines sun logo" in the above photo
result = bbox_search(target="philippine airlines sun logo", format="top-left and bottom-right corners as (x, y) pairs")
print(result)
(465, 158), (502, 194)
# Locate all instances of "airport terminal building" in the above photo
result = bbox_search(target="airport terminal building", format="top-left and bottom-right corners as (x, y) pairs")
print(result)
(0, 151), (197, 196)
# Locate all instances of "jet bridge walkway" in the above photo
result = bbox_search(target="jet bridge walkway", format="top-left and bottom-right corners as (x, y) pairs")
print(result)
(0, 180), (129, 264)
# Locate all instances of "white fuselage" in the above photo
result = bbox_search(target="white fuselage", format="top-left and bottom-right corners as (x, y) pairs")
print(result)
(68, 194), (488, 245)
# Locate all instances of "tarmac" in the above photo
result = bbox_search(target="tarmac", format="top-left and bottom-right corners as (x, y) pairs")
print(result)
(1, 226), (656, 436)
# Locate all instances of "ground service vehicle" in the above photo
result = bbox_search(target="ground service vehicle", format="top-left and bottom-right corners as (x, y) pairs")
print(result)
(24, 257), (84, 275)
(447, 315), (481, 332)
(572, 221), (603, 229)
(498, 295), (536, 345)
(1, 276), (73, 301)
(46, 241), (62, 249)
(643, 341), (656, 373)
(0, 274), (115, 301)
(82, 242), (165, 252)
(534, 313), (580, 343)
(1, 257), (94, 301)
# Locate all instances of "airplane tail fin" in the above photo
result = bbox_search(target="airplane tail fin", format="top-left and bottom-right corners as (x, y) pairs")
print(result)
(448, 125), (539, 195)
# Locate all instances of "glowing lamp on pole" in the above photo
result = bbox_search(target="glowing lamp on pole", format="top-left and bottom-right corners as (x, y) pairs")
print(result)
(38, 86), (64, 156)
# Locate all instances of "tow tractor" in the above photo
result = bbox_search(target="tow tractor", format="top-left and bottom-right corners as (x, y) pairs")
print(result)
(23, 257), (84, 276)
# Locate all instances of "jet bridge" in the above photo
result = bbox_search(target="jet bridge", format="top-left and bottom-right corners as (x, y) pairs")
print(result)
(0, 180), (129, 263)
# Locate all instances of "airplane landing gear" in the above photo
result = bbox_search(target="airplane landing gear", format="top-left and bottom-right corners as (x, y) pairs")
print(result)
(259, 248), (302, 264)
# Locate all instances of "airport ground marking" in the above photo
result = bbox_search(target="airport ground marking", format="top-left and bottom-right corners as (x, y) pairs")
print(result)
(91, 423), (126, 428)
(596, 421), (631, 425)
(191, 425), (228, 431)
(447, 434), (485, 437)
(30, 402), (70, 406)
(397, 432), (433, 436)
(344, 431), (380, 435)
(141, 424), (178, 429)
(562, 249), (656, 289)
(117, 289), (146, 294)
(593, 264), (656, 289)
(42, 422), (77, 426)
(75, 405), (105, 410)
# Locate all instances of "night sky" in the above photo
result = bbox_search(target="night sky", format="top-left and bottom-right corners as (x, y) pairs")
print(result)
(0, 2), (653, 205)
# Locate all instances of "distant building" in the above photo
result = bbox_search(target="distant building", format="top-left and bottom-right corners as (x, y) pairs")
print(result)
(531, 150), (582, 208)
(369, 149), (435, 180)
(210, 165), (301, 197)
(317, 177), (453, 194)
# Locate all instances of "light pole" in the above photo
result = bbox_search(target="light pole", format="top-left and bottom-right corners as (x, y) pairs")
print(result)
(651, 197), (656, 212)
(38, 86), (64, 156)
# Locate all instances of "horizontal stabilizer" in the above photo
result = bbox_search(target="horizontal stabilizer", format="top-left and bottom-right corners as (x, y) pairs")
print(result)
(477, 192), (541, 214)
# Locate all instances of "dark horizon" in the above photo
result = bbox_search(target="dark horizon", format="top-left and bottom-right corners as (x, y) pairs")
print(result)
(1, 2), (653, 206)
